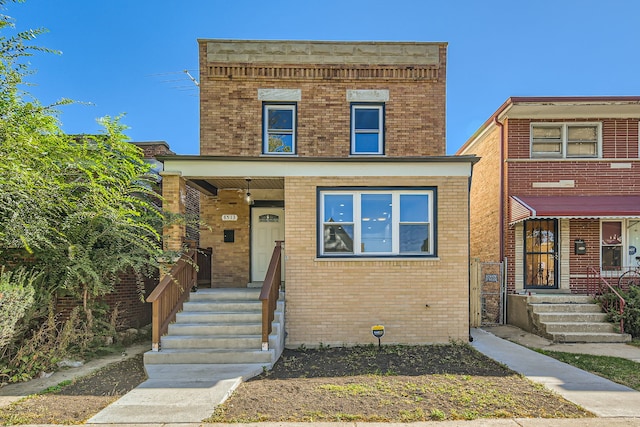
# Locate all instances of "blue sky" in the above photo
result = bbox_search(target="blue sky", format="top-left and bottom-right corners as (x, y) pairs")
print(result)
(6, 0), (640, 155)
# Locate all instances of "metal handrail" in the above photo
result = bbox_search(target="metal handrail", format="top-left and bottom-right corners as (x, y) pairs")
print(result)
(259, 241), (283, 351)
(147, 248), (197, 351)
(586, 266), (626, 334)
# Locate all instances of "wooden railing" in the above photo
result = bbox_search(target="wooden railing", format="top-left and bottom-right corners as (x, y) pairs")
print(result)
(147, 248), (197, 351)
(259, 241), (283, 351)
(586, 267), (626, 334)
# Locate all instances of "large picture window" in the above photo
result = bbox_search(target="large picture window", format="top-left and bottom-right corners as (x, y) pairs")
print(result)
(351, 104), (384, 155)
(531, 123), (600, 159)
(319, 188), (435, 257)
(263, 103), (296, 154)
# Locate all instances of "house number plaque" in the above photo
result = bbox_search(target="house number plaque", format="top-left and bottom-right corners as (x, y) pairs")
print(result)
(222, 214), (238, 221)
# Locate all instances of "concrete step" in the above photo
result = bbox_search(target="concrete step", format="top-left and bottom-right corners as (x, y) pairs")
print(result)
(531, 303), (602, 313)
(536, 312), (608, 323)
(160, 335), (262, 349)
(544, 322), (614, 334)
(144, 348), (275, 364)
(527, 294), (594, 304)
(550, 331), (632, 343)
(175, 311), (262, 323)
(183, 300), (262, 312)
(167, 322), (262, 336)
(189, 288), (261, 302)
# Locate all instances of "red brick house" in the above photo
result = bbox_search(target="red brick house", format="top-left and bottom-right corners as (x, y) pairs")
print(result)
(152, 39), (478, 358)
(458, 97), (640, 341)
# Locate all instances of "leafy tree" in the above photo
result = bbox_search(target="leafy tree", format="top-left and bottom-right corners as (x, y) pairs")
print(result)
(0, 0), (177, 380)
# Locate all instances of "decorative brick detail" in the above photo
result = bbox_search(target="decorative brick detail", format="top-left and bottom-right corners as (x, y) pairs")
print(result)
(199, 40), (447, 158)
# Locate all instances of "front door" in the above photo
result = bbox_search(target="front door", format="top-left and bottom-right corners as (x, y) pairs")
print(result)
(524, 219), (558, 289)
(251, 207), (285, 282)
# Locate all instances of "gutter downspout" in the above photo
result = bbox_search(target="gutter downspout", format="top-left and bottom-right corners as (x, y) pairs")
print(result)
(494, 116), (505, 261)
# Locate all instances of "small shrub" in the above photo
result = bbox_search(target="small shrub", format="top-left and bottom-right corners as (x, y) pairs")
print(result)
(598, 285), (640, 338)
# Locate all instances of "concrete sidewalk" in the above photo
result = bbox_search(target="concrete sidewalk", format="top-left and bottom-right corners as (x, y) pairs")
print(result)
(471, 327), (640, 417)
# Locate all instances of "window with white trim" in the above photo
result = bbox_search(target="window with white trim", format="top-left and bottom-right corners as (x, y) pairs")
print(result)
(601, 220), (640, 270)
(263, 103), (296, 154)
(531, 123), (600, 158)
(319, 188), (435, 256)
(351, 104), (384, 155)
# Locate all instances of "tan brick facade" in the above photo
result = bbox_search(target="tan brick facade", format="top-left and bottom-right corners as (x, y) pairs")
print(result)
(284, 175), (470, 345)
(199, 40), (447, 157)
(161, 39), (476, 346)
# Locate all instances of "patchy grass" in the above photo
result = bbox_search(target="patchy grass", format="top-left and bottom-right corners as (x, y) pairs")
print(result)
(206, 344), (592, 423)
(536, 349), (640, 391)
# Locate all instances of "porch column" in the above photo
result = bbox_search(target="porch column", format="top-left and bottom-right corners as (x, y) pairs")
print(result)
(160, 171), (187, 252)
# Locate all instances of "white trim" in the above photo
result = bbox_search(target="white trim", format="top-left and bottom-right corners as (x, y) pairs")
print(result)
(263, 104), (296, 155)
(163, 159), (474, 178)
(351, 104), (384, 155)
(530, 122), (602, 159)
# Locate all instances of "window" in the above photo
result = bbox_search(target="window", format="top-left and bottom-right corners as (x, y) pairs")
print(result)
(319, 188), (435, 256)
(263, 104), (296, 154)
(601, 221), (624, 270)
(351, 104), (384, 154)
(531, 123), (599, 158)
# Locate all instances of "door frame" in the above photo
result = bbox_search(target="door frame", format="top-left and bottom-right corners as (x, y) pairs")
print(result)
(523, 218), (559, 290)
(250, 201), (285, 283)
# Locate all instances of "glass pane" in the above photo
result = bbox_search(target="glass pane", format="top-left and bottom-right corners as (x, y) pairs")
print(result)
(400, 224), (429, 253)
(354, 133), (380, 153)
(354, 108), (379, 130)
(525, 220), (555, 252)
(602, 246), (622, 270)
(267, 134), (293, 153)
(567, 142), (596, 156)
(532, 126), (561, 140)
(324, 224), (354, 253)
(628, 222), (640, 266)
(259, 214), (279, 223)
(526, 252), (556, 287)
(568, 126), (597, 141)
(532, 142), (561, 153)
(267, 109), (293, 130)
(400, 194), (429, 222)
(323, 194), (353, 222)
(361, 194), (392, 253)
(602, 222), (622, 245)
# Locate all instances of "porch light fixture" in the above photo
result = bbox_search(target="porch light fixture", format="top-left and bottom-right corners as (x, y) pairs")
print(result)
(245, 178), (254, 205)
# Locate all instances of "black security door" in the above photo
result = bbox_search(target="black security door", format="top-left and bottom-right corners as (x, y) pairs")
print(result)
(524, 219), (558, 289)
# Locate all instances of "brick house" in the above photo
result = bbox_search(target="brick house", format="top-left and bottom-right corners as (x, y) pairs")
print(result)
(157, 39), (477, 348)
(457, 97), (640, 340)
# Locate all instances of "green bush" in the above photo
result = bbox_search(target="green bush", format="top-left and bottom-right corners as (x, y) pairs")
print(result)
(598, 285), (640, 338)
(0, 267), (37, 349)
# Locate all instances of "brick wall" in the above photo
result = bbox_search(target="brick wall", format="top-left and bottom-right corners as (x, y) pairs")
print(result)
(283, 175), (470, 346)
(199, 41), (447, 158)
(199, 190), (251, 287)
(503, 118), (640, 292)
(463, 126), (503, 263)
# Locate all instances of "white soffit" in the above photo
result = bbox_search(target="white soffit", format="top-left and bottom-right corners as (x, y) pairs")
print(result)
(500, 103), (640, 119)
(163, 159), (473, 179)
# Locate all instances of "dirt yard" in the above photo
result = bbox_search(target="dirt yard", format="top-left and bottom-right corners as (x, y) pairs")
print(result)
(0, 343), (593, 424)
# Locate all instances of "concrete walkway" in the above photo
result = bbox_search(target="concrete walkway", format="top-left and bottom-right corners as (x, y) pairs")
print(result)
(471, 327), (640, 417)
(86, 362), (265, 424)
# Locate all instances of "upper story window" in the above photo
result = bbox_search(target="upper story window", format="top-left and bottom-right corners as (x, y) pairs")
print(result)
(531, 123), (600, 159)
(263, 103), (296, 154)
(351, 104), (384, 155)
(319, 188), (435, 257)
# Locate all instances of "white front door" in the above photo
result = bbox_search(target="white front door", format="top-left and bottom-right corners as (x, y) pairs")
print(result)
(251, 207), (285, 282)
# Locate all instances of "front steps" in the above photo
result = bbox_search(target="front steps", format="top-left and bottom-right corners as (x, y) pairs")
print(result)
(508, 294), (631, 343)
(144, 288), (285, 367)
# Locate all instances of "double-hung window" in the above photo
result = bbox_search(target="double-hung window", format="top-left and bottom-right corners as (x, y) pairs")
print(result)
(319, 188), (435, 257)
(263, 103), (296, 154)
(351, 104), (384, 155)
(531, 123), (600, 158)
